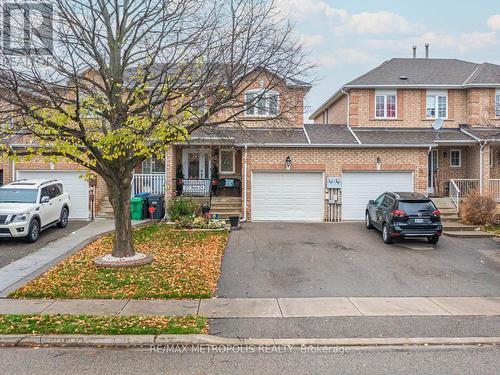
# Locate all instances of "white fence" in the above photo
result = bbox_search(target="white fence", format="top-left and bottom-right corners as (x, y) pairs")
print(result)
(131, 173), (165, 196)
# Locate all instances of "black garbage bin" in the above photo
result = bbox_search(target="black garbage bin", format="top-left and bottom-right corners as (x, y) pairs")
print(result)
(145, 194), (165, 220)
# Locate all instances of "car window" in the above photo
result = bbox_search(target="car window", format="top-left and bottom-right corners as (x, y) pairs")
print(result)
(374, 194), (385, 207)
(0, 188), (38, 203)
(47, 184), (61, 199)
(381, 196), (394, 209)
(398, 201), (436, 215)
(40, 187), (50, 200)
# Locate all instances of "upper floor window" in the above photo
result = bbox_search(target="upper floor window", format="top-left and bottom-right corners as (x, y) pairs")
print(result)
(495, 90), (500, 117)
(245, 90), (279, 117)
(426, 90), (448, 119)
(375, 90), (397, 119)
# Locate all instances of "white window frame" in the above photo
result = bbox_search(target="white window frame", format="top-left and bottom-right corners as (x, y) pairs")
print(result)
(374, 90), (397, 119)
(495, 89), (500, 118)
(219, 148), (235, 175)
(142, 157), (165, 174)
(450, 149), (462, 168)
(426, 90), (448, 119)
(244, 89), (279, 117)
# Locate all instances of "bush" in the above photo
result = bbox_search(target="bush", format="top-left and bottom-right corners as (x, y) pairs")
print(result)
(460, 192), (496, 225)
(167, 197), (197, 221)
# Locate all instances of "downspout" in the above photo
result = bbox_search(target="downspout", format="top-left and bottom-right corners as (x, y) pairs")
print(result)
(479, 141), (485, 195)
(242, 145), (248, 222)
(427, 146), (432, 196)
(9, 146), (16, 182)
(341, 88), (362, 144)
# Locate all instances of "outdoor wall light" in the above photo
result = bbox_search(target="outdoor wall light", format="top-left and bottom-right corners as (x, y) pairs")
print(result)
(376, 157), (381, 170)
(443, 151), (447, 157)
(285, 156), (292, 170)
(376, 157), (381, 164)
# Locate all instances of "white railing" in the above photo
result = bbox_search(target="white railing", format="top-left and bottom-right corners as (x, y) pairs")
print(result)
(490, 179), (500, 199)
(449, 179), (460, 212)
(452, 179), (480, 198)
(131, 173), (165, 197)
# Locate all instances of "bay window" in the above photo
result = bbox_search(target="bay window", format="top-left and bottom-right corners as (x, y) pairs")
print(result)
(426, 90), (448, 119)
(375, 90), (397, 118)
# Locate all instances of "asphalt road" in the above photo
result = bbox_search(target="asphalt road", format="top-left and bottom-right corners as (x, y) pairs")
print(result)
(1, 346), (499, 374)
(217, 222), (500, 297)
(0, 220), (89, 268)
(209, 316), (500, 338)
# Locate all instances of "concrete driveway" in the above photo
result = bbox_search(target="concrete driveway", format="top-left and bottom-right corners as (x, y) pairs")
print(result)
(0, 220), (89, 268)
(216, 222), (500, 298)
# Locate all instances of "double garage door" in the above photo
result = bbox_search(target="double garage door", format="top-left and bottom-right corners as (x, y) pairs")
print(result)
(251, 171), (413, 222)
(17, 171), (90, 220)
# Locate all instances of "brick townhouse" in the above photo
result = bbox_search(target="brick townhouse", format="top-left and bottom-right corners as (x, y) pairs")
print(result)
(2, 57), (499, 222)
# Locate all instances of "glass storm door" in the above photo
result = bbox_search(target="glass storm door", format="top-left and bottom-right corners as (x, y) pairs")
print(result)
(428, 149), (438, 194)
(183, 149), (211, 179)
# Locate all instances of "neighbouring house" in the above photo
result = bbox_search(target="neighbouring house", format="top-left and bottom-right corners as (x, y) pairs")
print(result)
(2, 55), (499, 223)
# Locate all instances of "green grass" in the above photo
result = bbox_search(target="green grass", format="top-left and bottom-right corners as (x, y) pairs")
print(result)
(10, 223), (228, 299)
(483, 224), (500, 235)
(0, 314), (207, 335)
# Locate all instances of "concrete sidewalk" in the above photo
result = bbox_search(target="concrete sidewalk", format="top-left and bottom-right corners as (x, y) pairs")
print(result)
(1, 297), (499, 317)
(0, 219), (148, 297)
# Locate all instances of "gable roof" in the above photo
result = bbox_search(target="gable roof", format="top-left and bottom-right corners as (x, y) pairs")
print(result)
(310, 58), (500, 120)
(346, 58), (480, 87)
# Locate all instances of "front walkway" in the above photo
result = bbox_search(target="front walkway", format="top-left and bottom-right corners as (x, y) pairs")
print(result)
(1, 297), (499, 317)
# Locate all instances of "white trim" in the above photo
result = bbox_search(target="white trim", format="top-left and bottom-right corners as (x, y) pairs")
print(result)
(219, 148), (235, 175)
(426, 90), (448, 120)
(182, 148), (212, 179)
(374, 90), (398, 119)
(302, 126), (311, 144)
(450, 149), (462, 168)
(244, 89), (279, 118)
(495, 89), (500, 118)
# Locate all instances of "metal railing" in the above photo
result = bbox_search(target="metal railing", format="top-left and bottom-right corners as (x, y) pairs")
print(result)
(131, 173), (165, 196)
(490, 179), (500, 199)
(453, 179), (480, 197)
(449, 179), (460, 212)
(175, 179), (212, 197)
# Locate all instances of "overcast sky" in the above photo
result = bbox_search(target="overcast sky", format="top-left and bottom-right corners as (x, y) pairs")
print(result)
(278, 0), (500, 121)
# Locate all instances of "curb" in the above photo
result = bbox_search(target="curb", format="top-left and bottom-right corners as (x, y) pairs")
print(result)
(0, 335), (499, 348)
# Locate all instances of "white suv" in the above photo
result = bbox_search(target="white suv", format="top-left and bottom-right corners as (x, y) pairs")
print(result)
(0, 179), (71, 243)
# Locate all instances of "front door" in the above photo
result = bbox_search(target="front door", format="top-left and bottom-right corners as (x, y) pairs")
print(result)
(428, 149), (438, 195)
(182, 149), (211, 179)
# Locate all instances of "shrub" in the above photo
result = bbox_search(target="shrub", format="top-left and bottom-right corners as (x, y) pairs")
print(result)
(193, 216), (207, 228)
(167, 197), (197, 221)
(460, 192), (496, 225)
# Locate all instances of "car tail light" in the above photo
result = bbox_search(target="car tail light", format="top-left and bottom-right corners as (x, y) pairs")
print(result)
(391, 210), (406, 217)
(432, 209), (441, 217)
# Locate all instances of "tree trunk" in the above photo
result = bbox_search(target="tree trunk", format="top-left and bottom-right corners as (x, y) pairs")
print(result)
(106, 176), (135, 258)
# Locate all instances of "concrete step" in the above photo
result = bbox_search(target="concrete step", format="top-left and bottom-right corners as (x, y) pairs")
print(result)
(443, 231), (495, 238)
(211, 202), (242, 209)
(442, 221), (480, 232)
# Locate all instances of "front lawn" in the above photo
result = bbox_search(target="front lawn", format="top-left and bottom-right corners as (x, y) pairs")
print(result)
(0, 314), (206, 335)
(483, 224), (500, 236)
(10, 223), (228, 299)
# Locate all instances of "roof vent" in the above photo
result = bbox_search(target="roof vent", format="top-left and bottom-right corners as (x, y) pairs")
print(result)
(425, 43), (429, 58)
(399, 75), (408, 80)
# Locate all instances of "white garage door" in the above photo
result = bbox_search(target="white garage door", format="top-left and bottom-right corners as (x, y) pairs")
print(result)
(17, 170), (89, 219)
(342, 172), (413, 221)
(251, 172), (324, 222)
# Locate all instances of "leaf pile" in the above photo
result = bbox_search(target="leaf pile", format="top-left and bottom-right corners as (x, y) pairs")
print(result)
(11, 224), (228, 299)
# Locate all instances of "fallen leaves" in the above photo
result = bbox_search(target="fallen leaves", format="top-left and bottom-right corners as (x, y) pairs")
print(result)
(10, 224), (229, 300)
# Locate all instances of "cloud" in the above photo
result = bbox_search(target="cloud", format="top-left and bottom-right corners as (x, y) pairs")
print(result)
(487, 14), (500, 31)
(314, 48), (376, 68)
(335, 11), (424, 35)
(366, 31), (499, 56)
(275, 0), (347, 21)
(299, 34), (325, 48)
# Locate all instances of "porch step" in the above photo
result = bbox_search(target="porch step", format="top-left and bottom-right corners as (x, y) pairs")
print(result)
(443, 231), (495, 238)
(442, 221), (480, 232)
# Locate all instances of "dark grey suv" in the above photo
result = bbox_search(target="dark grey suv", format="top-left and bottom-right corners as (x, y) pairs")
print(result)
(365, 192), (443, 244)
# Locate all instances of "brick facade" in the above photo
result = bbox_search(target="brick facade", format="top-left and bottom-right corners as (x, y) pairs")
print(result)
(243, 147), (428, 220)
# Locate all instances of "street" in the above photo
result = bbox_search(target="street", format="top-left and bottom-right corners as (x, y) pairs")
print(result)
(1, 346), (499, 374)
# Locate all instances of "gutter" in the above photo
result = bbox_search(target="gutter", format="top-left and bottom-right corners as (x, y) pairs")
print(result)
(238, 143), (436, 148)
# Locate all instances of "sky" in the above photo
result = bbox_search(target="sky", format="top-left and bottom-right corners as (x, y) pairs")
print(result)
(276, 0), (500, 121)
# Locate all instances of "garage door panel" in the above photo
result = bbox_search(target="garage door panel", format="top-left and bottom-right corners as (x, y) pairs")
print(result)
(342, 172), (413, 221)
(17, 171), (89, 220)
(251, 172), (323, 222)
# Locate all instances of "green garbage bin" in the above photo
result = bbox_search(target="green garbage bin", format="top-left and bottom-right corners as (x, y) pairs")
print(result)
(130, 197), (145, 220)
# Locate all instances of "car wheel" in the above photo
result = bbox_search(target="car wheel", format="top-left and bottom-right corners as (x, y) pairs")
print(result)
(365, 212), (373, 229)
(428, 236), (439, 244)
(382, 223), (393, 244)
(25, 219), (40, 243)
(57, 207), (69, 228)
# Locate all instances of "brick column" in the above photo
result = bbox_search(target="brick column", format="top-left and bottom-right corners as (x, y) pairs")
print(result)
(481, 143), (491, 196)
(164, 147), (176, 207)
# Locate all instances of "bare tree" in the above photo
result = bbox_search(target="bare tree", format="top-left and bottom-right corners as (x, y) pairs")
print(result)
(0, 0), (310, 260)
